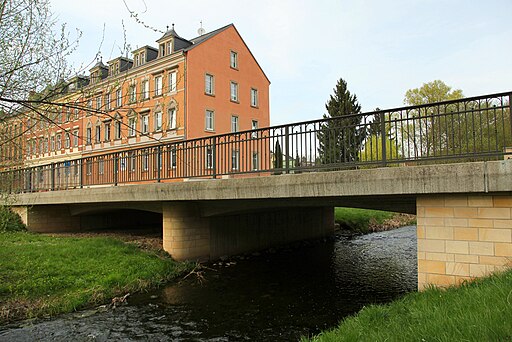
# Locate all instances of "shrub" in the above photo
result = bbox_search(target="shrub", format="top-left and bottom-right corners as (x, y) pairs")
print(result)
(0, 206), (26, 232)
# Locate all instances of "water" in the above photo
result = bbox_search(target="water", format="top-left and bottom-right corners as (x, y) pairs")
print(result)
(0, 226), (417, 341)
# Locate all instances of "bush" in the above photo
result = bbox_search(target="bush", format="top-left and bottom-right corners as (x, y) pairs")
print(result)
(0, 206), (26, 232)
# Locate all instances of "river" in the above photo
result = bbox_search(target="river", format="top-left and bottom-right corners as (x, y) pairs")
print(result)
(0, 226), (417, 341)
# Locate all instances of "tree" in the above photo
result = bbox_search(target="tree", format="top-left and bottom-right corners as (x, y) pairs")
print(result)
(317, 78), (366, 165)
(401, 80), (464, 158)
(0, 0), (80, 168)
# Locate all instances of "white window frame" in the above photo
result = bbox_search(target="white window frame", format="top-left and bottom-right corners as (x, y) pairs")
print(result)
(154, 111), (162, 132)
(169, 71), (177, 92)
(142, 80), (149, 99)
(230, 50), (238, 69)
(104, 122), (111, 141)
(252, 152), (259, 171)
(95, 124), (101, 143)
(251, 120), (259, 138)
(231, 115), (239, 133)
(73, 129), (79, 147)
(128, 117), (136, 137)
(168, 108), (176, 129)
(205, 74), (214, 95)
(65, 132), (70, 148)
(206, 146), (214, 169)
(251, 88), (258, 107)
(141, 114), (149, 134)
(230, 81), (238, 102)
(116, 88), (122, 107)
(129, 85), (136, 103)
(231, 149), (239, 170)
(154, 76), (162, 96)
(115, 120), (122, 140)
(205, 110), (214, 131)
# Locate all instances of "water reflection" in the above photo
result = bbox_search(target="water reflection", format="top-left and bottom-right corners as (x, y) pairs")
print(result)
(0, 226), (417, 341)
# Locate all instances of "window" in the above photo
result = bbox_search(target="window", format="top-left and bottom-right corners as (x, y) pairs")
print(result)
(154, 76), (162, 96)
(140, 52), (145, 64)
(98, 157), (104, 175)
(96, 96), (102, 110)
(86, 126), (92, 145)
(135, 54), (140, 67)
(142, 80), (149, 99)
(142, 151), (149, 171)
(65, 132), (70, 148)
(141, 115), (149, 134)
(251, 88), (258, 107)
(167, 41), (172, 55)
(159, 44), (165, 57)
(86, 160), (92, 175)
(120, 157), (126, 171)
(154, 111), (162, 131)
(129, 152), (136, 171)
(205, 110), (214, 131)
(168, 108), (176, 129)
(231, 115), (239, 133)
(73, 129), (79, 147)
(231, 149), (239, 170)
(206, 146), (214, 169)
(95, 124), (101, 143)
(205, 74), (214, 95)
(105, 93), (111, 110)
(56, 134), (62, 150)
(252, 152), (259, 171)
(74, 107), (79, 120)
(230, 51), (238, 69)
(169, 71), (177, 92)
(169, 146), (177, 169)
(66, 108), (71, 122)
(50, 136), (55, 151)
(230, 81), (238, 102)
(104, 122), (111, 141)
(115, 120), (122, 139)
(128, 117), (136, 137)
(129, 85), (136, 103)
(116, 88), (122, 107)
(251, 120), (259, 138)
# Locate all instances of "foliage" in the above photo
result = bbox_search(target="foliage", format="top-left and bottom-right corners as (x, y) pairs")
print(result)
(334, 207), (394, 233)
(306, 268), (512, 341)
(401, 80), (464, 158)
(0, 205), (25, 232)
(0, 232), (191, 322)
(317, 78), (366, 165)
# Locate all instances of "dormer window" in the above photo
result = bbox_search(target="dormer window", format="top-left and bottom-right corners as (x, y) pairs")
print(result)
(135, 55), (140, 67)
(140, 51), (145, 64)
(159, 44), (165, 57)
(167, 41), (172, 55)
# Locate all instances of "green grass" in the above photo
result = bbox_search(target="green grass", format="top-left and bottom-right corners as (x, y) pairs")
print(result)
(0, 232), (191, 322)
(306, 269), (512, 341)
(335, 207), (395, 233)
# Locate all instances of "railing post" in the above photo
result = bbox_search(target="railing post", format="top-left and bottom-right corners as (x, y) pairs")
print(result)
(79, 159), (83, 189)
(212, 136), (217, 179)
(380, 111), (387, 167)
(285, 126), (290, 174)
(51, 163), (55, 191)
(113, 154), (118, 186)
(157, 146), (161, 183)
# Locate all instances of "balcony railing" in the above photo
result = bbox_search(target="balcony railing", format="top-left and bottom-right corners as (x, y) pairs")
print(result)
(1, 91), (511, 193)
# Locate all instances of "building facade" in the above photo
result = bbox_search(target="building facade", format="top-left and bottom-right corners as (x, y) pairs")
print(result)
(1, 24), (270, 186)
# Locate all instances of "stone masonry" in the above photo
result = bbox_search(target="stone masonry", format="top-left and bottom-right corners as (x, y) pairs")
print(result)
(417, 194), (512, 290)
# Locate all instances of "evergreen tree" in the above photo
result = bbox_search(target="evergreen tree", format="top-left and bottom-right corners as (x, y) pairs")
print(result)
(317, 78), (366, 165)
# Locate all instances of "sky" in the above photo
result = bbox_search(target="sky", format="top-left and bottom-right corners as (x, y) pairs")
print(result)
(50, 0), (512, 126)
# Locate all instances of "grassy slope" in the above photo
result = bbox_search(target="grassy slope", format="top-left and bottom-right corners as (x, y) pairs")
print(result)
(0, 232), (190, 322)
(307, 269), (512, 341)
(335, 207), (395, 233)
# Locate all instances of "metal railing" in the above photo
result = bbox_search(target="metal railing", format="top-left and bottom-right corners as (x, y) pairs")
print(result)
(1, 91), (511, 193)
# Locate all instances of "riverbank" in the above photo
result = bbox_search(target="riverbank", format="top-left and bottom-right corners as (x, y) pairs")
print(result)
(306, 268), (512, 341)
(335, 207), (416, 234)
(0, 231), (191, 323)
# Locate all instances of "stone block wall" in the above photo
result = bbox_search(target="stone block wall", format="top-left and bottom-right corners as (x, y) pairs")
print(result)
(417, 195), (512, 290)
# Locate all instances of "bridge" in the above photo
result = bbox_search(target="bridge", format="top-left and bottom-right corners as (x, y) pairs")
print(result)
(3, 91), (512, 290)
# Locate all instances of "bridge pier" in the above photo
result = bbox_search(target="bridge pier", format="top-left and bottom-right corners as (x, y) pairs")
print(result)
(162, 203), (334, 261)
(417, 194), (512, 290)
(12, 205), (81, 232)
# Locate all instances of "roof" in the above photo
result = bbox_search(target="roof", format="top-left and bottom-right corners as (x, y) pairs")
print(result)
(157, 24), (185, 42)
